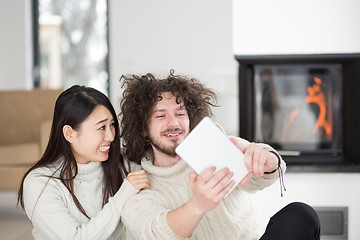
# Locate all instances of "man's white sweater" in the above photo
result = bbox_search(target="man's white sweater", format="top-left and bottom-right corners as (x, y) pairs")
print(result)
(121, 138), (285, 240)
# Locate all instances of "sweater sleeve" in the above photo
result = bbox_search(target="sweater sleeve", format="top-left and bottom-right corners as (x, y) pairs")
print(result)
(23, 171), (138, 240)
(121, 190), (184, 240)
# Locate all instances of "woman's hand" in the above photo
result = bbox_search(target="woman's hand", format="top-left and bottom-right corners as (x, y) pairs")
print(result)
(126, 170), (150, 190)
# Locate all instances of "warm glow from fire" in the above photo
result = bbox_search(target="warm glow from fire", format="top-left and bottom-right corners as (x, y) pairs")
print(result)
(281, 108), (300, 141)
(305, 77), (332, 139)
(289, 108), (300, 123)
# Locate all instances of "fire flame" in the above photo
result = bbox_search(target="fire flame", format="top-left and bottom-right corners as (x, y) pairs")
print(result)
(305, 77), (332, 139)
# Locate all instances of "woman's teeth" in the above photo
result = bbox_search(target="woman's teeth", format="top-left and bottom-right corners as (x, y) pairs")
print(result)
(99, 146), (110, 152)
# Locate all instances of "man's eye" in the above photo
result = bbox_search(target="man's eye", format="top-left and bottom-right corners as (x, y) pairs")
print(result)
(177, 112), (186, 116)
(156, 115), (165, 118)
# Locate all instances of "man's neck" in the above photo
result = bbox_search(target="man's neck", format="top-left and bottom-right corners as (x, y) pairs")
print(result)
(153, 151), (181, 167)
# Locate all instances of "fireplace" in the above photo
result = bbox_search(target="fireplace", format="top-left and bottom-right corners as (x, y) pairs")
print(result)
(236, 54), (360, 171)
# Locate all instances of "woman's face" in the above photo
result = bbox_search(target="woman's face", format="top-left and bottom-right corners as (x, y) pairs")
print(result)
(69, 105), (115, 164)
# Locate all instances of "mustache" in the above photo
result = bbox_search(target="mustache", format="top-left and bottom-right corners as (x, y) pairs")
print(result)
(161, 128), (184, 134)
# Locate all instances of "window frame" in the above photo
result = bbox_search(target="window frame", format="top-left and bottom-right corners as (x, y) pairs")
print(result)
(32, 0), (110, 97)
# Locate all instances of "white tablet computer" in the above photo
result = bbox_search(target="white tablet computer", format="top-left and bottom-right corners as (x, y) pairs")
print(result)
(175, 116), (248, 196)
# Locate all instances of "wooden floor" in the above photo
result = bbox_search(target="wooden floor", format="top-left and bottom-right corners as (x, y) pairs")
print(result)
(0, 191), (33, 240)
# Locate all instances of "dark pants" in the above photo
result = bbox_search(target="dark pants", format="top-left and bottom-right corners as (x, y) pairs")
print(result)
(260, 202), (321, 240)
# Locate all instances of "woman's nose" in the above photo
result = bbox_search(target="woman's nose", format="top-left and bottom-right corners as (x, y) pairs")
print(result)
(105, 128), (115, 142)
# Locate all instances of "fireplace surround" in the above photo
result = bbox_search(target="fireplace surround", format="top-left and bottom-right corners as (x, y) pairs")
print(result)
(235, 54), (360, 172)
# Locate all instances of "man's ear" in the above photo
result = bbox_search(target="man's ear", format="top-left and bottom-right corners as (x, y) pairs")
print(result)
(142, 127), (148, 137)
(63, 125), (76, 143)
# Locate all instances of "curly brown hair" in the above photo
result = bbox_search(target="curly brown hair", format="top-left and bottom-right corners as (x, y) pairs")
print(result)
(119, 70), (218, 164)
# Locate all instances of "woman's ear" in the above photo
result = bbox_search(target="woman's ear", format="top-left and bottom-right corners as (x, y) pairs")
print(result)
(63, 125), (75, 143)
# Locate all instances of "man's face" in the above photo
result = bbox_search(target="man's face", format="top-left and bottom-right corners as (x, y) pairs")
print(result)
(147, 92), (190, 158)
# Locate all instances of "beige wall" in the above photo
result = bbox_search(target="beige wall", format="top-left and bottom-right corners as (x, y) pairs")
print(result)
(108, 0), (239, 136)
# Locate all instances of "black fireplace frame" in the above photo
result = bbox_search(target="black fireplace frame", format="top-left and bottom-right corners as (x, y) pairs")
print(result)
(235, 54), (360, 172)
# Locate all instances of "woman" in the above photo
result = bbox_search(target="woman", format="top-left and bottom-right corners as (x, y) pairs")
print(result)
(17, 85), (149, 239)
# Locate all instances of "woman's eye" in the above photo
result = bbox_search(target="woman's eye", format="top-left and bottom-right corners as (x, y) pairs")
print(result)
(99, 126), (105, 130)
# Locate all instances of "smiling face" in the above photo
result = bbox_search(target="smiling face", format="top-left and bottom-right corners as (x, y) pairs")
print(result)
(147, 92), (190, 166)
(66, 105), (116, 164)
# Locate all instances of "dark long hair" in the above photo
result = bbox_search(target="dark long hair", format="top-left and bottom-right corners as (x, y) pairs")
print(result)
(119, 70), (218, 164)
(18, 85), (128, 219)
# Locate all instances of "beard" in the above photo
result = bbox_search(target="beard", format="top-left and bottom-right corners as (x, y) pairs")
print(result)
(148, 128), (184, 157)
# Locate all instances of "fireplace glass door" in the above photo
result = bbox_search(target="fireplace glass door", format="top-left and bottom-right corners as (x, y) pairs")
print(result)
(254, 64), (342, 155)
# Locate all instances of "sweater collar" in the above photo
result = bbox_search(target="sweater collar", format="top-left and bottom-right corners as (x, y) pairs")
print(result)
(141, 156), (189, 177)
(76, 161), (102, 182)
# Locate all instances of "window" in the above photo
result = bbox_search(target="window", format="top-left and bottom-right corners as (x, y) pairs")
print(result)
(33, 0), (109, 96)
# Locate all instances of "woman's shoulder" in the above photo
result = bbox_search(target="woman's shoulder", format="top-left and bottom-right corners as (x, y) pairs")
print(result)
(24, 160), (63, 190)
(26, 165), (55, 179)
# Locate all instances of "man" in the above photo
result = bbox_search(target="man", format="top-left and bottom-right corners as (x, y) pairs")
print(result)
(119, 70), (320, 239)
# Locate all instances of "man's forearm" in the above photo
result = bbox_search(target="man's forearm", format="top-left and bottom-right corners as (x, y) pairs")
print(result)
(166, 198), (205, 238)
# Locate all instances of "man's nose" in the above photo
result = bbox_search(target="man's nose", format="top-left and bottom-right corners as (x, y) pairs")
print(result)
(166, 114), (179, 128)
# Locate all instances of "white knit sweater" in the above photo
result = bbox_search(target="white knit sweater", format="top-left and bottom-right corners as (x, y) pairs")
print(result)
(121, 137), (285, 240)
(23, 160), (139, 240)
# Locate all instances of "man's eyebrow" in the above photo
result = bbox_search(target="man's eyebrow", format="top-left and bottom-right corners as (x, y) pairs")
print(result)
(153, 106), (185, 114)
(152, 109), (166, 114)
